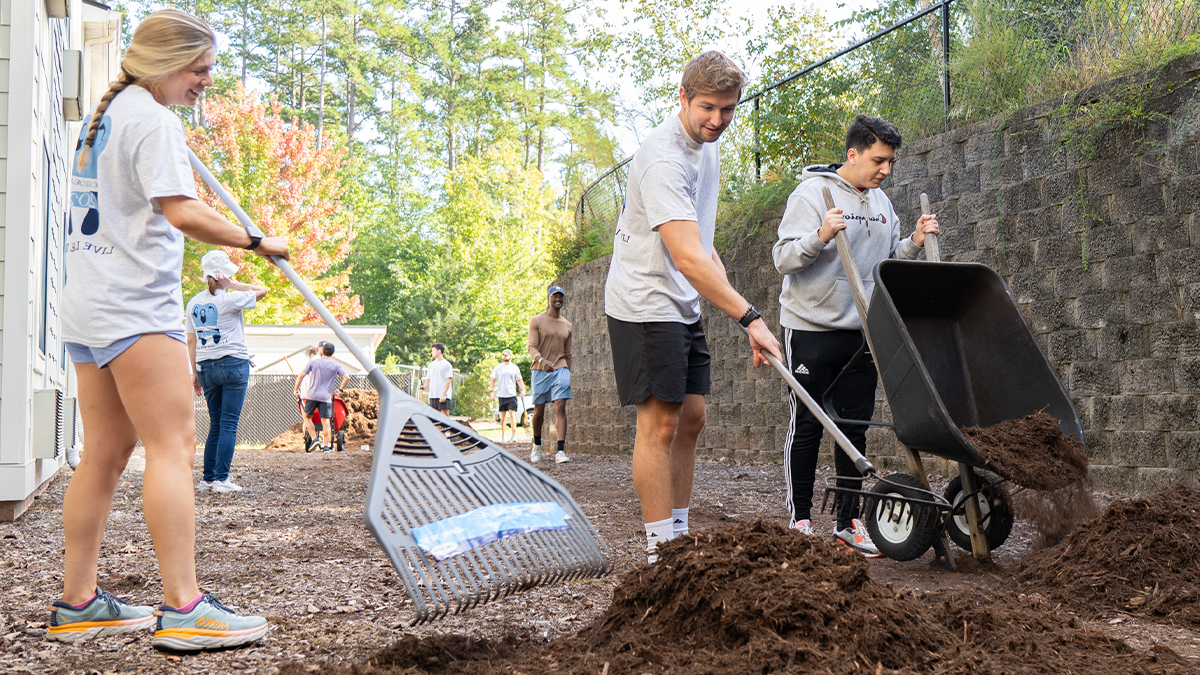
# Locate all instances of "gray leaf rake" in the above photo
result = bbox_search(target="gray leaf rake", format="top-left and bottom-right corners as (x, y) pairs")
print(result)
(190, 151), (611, 624)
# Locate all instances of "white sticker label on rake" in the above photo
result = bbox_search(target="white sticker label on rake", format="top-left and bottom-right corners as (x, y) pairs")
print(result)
(412, 502), (572, 561)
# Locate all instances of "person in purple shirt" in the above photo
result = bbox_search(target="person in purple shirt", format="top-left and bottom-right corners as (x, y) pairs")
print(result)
(293, 340), (349, 452)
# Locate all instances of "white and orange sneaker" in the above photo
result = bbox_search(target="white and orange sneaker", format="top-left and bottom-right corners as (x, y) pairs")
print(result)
(152, 593), (268, 651)
(834, 518), (882, 557)
(47, 588), (155, 643)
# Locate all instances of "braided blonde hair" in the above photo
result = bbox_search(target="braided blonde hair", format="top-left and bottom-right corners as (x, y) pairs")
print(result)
(76, 9), (216, 171)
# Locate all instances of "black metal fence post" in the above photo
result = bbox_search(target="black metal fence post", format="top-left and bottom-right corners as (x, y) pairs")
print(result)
(943, 0), (952, 131)
(754, 96), (761, 180)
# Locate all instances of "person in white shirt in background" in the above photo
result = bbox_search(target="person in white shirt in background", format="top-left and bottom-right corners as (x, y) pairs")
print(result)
(489, 349), (527, 443)
(420, 343), (454, 413)
(186, 249), (268, 494)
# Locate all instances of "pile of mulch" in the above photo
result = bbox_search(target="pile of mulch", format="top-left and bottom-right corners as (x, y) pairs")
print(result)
(1019, 482), (1200, 628)
(279, 520), (1191, 674)
(961, 412), (1089, 491)
(263, 388), (379, 451)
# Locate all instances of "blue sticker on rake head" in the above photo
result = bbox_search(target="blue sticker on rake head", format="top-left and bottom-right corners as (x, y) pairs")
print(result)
(412, 502), (572, 561)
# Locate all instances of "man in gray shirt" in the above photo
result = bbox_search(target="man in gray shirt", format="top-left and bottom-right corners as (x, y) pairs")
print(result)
(773, 114), (939, 554)
(605, 51), (781, 563)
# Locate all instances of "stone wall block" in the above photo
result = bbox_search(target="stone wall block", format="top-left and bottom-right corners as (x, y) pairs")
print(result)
(1000, 182), (1041, 214)
(1120, 358), (1175, 394)
(1127, 288), (1184, 325)
(963, 133), (995, 166)
(1151, 321), (1200, 358)
(1084, 430), (1111, 463)
(1070, 360), (1119, 395)
(1136, 467), (1195, 494)
(1133, 216), (1189, 254)
(1156, 248), (1200, 286)
(1105, 255), (1158, 291)
(1144, 394), (1199, 431)
(1168, 431), (1200, 470)
(1176, 356), (1200, 392)
(1111, 184), (1166, 224)
(958, 191), (997, 223)
(1049, 329), (1096, 361)
(1083, 223), (1133, 260)
(1098, 324), (1148, 360)
(944, 165), (982, 196)
(1091, 395), (1144, 430)
(1111, 430), (1168, 467)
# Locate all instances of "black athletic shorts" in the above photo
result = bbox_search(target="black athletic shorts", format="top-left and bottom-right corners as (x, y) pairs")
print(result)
(431, 398), (453, 411)
(303, 399), (332, 420)
(498, 396), (518, 412)
(607, 316), (711, 406)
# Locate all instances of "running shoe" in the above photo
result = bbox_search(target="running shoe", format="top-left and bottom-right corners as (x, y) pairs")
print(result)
(554, 450), (571, 464)
(152, 594), (269, 652)
(834, 518), (881, 557)
(529, 443), (542, 463)
(790, 519), (814, 536)
(196, 481), (213, 492)
(211, 480), (242, 493)
(322, 445), (332, 453)
(47, 589), (155, 643)
(306, 438), (321, 453)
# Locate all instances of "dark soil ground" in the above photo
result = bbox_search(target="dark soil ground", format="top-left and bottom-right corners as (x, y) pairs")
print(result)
(2, 429), (1199, 674)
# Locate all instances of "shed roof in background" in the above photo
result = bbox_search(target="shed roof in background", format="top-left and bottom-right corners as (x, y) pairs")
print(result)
(245, 324), (387, 374)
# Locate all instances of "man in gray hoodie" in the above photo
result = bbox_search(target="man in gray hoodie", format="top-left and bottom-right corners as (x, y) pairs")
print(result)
(773, 114), (939, 555)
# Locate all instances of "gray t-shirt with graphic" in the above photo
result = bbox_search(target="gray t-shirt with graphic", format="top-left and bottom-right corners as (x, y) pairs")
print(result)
(604, 114), (719, 323)
(185, 288), (257, 361)
(62, 85), (199, 347)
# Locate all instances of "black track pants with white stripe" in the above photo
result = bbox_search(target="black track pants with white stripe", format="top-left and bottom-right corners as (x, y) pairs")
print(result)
(783, 327), (877, 531)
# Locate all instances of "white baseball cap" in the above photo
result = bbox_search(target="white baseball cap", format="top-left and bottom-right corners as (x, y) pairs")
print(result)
(200, 249), (239, 280)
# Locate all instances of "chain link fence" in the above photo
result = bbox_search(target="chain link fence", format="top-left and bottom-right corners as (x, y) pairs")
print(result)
(574, 0), (1200, 254)
(192, 365), (467, 448)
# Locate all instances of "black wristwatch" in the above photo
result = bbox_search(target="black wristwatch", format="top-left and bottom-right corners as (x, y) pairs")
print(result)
(244, 227), (262, 251)
(738, 304), (761, 328)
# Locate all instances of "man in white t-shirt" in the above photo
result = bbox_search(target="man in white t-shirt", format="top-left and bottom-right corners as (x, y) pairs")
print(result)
(604, 51), (781, 563)
(489, 349), (527, 443)
(420, 343), (454, 413)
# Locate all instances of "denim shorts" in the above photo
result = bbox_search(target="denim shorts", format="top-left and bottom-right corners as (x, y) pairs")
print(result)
(66, 332), (186, 369)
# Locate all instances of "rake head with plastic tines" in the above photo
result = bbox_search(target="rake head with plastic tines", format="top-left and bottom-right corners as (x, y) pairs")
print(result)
(362, 378), (610, 623)
(188, 150), (610, 626)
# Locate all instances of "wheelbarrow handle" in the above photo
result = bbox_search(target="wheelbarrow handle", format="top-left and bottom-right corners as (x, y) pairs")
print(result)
(920, 192), (940, 263)
(739, 324), (875, 476)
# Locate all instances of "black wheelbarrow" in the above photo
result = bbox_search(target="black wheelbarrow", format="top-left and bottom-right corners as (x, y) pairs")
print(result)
(759, 190), (1083, 567)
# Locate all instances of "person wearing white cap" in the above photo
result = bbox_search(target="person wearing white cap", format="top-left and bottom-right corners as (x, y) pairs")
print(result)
(186, 250), (268, 493)
(489, 349), (527, 443)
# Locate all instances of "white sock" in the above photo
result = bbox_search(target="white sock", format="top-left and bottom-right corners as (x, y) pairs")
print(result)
(671, 508), (689, 537)
(644, 517), (674, 558)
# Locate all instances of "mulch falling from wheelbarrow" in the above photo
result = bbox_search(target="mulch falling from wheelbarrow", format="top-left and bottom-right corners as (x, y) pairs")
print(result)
(276, 520), (1192, 674)
(1019, 482), (1200, 629)
(262, 388), (380, 451)
(961, 411), (1097, 547)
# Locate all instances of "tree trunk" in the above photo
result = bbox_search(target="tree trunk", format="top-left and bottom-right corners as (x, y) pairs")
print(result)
(317, 10), (327, 149)
(346, 4), (361, 157)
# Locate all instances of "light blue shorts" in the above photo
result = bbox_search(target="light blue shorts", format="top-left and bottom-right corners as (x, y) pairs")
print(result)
(532, 368), (572, 404)
(66, 332), (186, 369)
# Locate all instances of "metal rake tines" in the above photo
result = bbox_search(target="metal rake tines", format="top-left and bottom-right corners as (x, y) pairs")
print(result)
(376, 453), (609, 624)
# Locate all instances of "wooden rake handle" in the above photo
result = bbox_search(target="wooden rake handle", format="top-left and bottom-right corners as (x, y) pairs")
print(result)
(821, 186), (876, 356)
(920, 192), (941, 263)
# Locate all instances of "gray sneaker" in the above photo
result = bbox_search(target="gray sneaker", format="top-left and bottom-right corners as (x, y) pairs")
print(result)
(47, 589), (155, 643)
(196, 481), (214, 492)
(554, 450), (571, 464)
(152, 594), (268, 651)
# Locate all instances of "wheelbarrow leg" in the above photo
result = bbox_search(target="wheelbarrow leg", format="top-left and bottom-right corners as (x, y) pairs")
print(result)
(957, 463), (991, 561)
(901, 446), (956, 571)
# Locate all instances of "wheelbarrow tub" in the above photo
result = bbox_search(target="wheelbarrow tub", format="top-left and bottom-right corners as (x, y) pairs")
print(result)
(866, 260), (1083, 468)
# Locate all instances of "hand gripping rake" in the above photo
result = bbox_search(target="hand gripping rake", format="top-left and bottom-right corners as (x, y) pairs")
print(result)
(190, 151), (611, 624)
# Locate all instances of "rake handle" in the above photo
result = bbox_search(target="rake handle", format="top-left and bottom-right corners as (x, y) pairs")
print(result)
(188, 150), (377, 374)
(920, 192), (940, 263)
(739, 324), (875, 476)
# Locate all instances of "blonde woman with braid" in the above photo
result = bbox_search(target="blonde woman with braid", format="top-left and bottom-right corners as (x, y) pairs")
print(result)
(49, 10), (289, 650)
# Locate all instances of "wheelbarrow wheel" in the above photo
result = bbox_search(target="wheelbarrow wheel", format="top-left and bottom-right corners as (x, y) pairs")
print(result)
(865, 473), (938, 561)
(944, 471), (1014, 552)
(336, 430), (346, 453)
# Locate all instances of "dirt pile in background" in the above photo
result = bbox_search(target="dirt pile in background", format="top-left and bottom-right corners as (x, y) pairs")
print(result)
(1019, 482), (1200, 627)
(962, 412), (1096, 547)
(279, 520), (1192, 674)
(961, 412), (1089, 490)
(262, 388), (379, 451)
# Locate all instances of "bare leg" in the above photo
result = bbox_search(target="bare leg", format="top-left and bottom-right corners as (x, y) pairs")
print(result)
(532, 403), (546, 440)
(670, 394), (706, 509)
(554, 399), (567, 445)
(301, 405), (317, 442)
(322, 418), (332, 447)
(105, 335), (201, 608)
(61, 364), (141, 604)
(632, 395), (684, 523)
